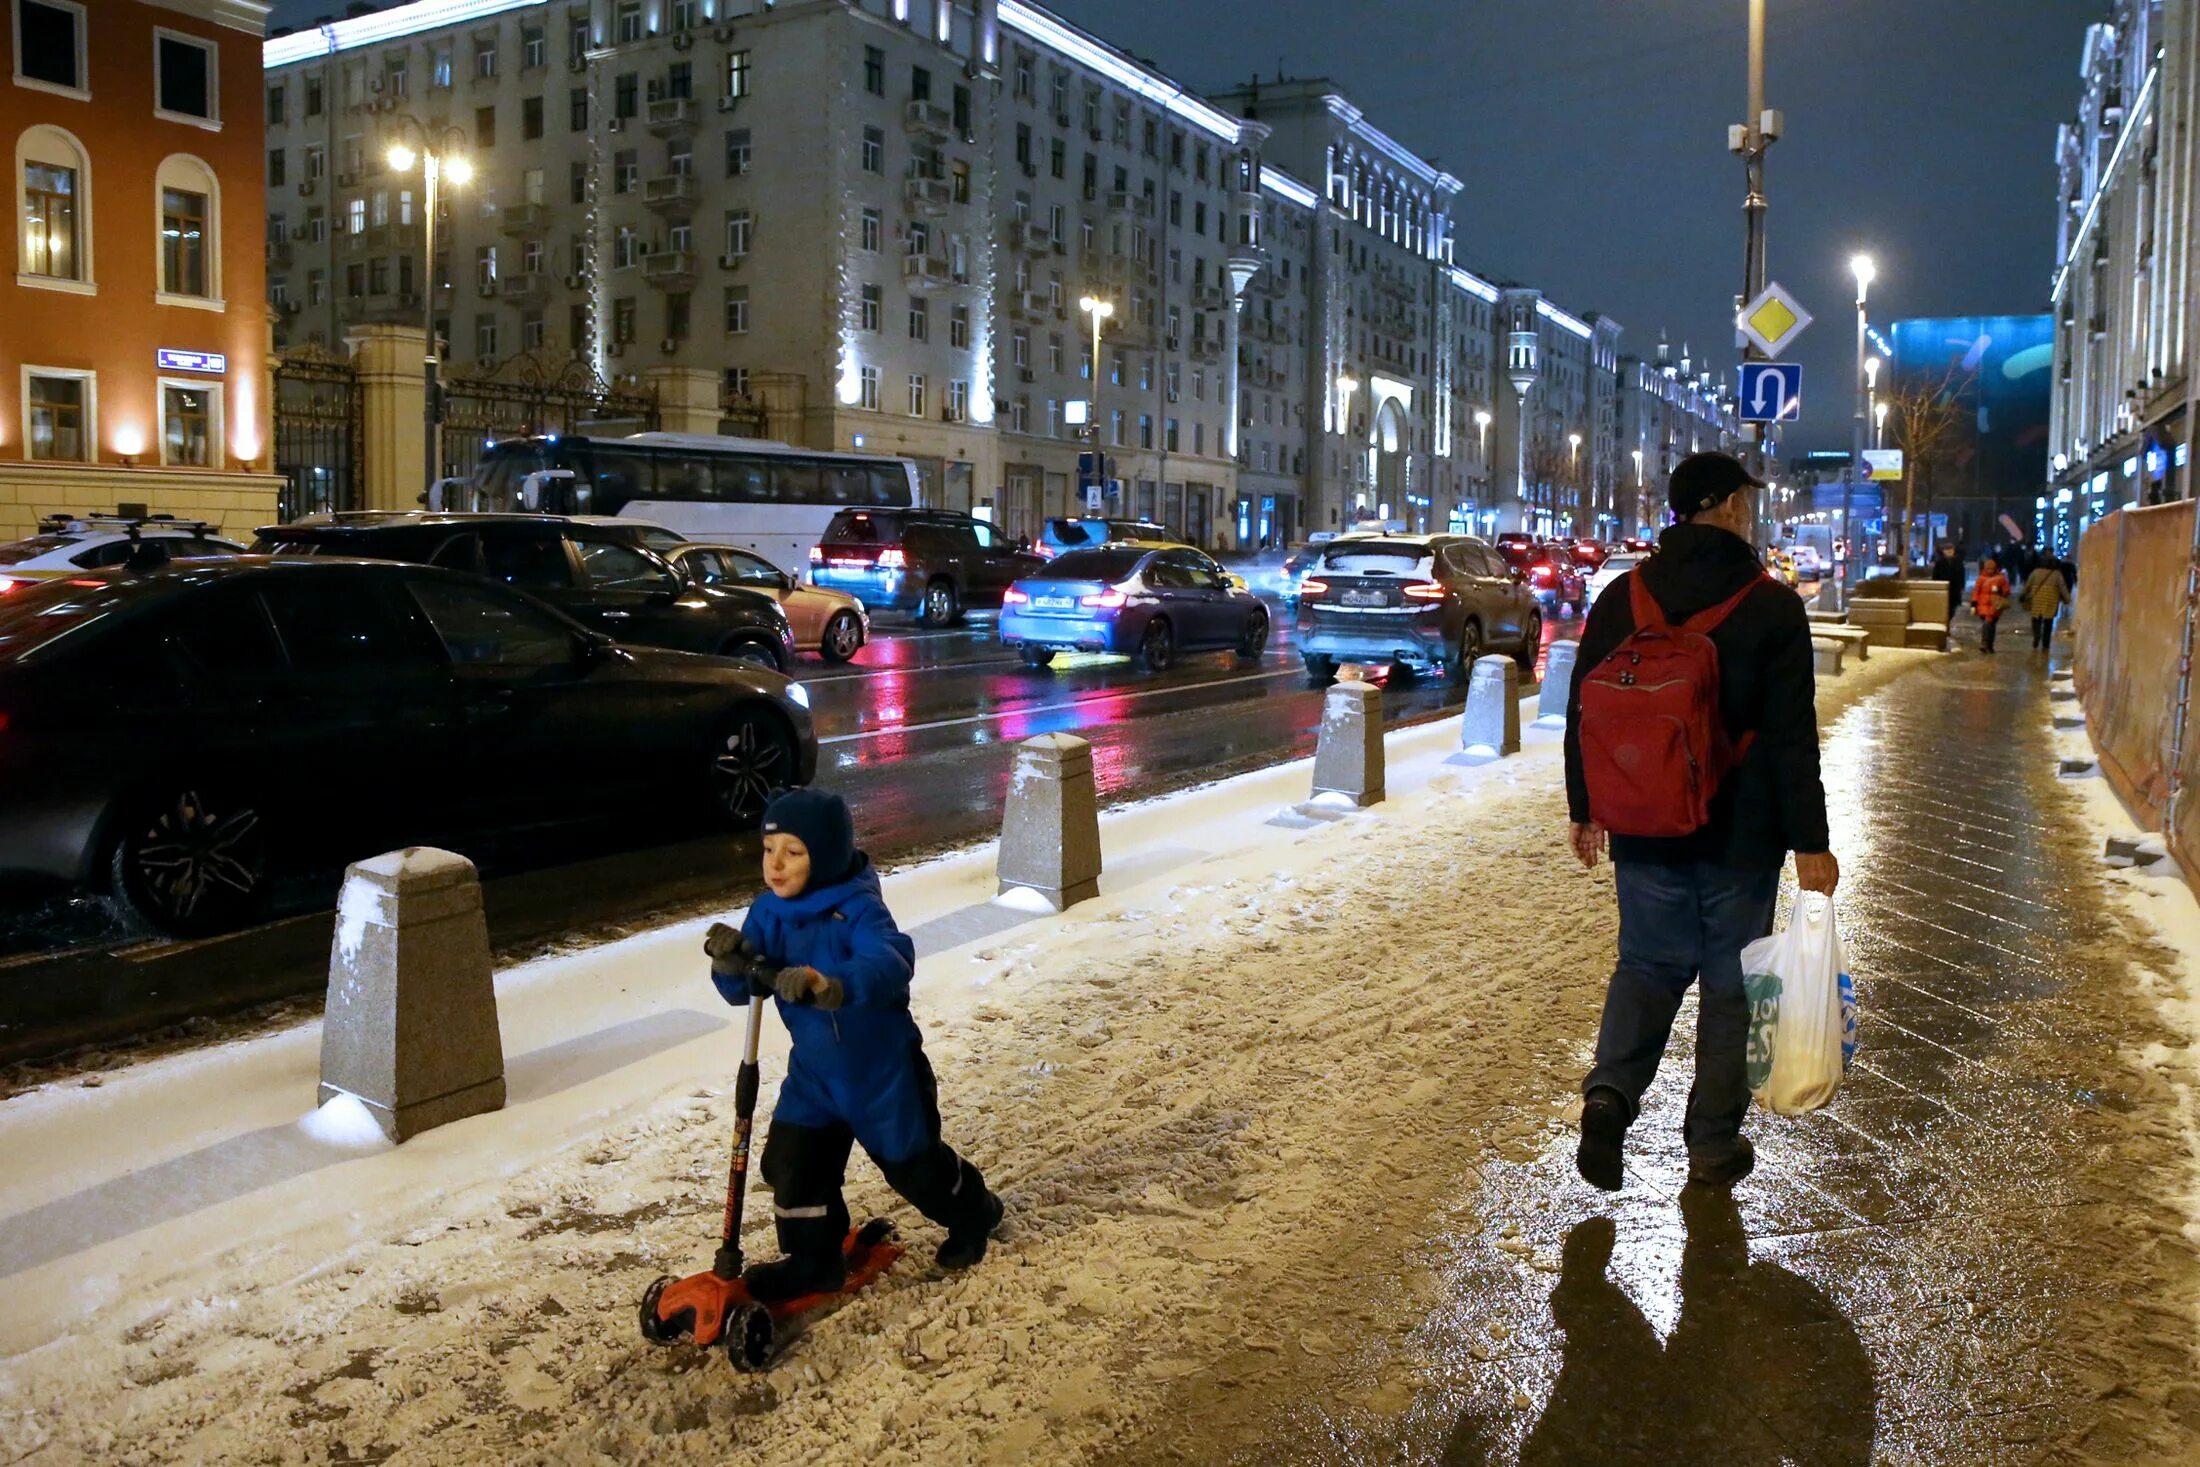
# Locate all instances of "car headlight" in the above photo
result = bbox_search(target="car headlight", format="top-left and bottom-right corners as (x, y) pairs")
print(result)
(787, 681), (811, 709)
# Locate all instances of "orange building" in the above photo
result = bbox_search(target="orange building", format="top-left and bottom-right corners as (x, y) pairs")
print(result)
(0, 0), (277, 537)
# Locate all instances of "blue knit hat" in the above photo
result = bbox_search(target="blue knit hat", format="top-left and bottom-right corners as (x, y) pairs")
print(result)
(762, 788), (856, 888)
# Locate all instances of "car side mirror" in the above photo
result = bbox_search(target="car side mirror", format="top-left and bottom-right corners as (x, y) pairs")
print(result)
(576, 630), (616, 663)
(778, 571), (796, 593)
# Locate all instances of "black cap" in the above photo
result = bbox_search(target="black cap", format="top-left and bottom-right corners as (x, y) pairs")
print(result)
(1667, 451), (1767, 519)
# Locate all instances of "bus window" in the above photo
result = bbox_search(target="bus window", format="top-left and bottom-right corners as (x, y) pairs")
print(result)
(823, 465), (871, 505)
(870, 466), (913, 507)
(587, 444), (652, 513)
(715, 456), (771, 502)
(772, 461), (824, 504)
(657, 452), (710, 502)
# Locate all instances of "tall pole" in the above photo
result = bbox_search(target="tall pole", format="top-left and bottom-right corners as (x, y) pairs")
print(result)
(1850, 264), (1870, 591)
(1740, 0), (1771, 545)
(422, 155), (441, 495)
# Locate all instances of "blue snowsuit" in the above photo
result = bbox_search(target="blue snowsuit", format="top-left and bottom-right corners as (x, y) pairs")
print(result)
(720, 856), (992, 1254)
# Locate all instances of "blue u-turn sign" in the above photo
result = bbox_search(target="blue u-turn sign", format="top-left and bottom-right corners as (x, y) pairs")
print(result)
(1739, 362), (1803, 423)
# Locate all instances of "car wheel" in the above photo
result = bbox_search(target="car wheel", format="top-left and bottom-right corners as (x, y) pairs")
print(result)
(709, 710), (794, 829)
(109, 785), (270, 937)
(1137, 617), (1174, 673)
(1019, 646), (1057, 668)
(1515, 612), (1544, 671)
(919, 579), (959, 628)
(721, 637), (784, 673)
(1446, 619), (1484, 681)
(819, 610), (864, 664)
(1302, 651), (1338, 686)
(1235, 610), (1270, 660)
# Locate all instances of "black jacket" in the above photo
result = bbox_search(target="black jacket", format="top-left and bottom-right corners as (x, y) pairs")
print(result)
(1563, 523), (1831, 869)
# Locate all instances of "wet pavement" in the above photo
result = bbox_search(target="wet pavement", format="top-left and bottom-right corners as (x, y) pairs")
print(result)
(1123, 638), (2200, 1465)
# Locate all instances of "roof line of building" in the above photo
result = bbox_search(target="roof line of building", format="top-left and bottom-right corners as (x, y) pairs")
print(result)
(1321, 94), (1459, 194)
(997, 2), (1243, 144)
(1260, 165), (1319, 210)
(1537, 299), (1592, 340)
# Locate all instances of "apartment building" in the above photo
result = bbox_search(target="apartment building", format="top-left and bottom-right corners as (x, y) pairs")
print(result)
(1618, 336), (1744, 537)
(2047, 0), (2200, 546)
(1, 0), (277, 536)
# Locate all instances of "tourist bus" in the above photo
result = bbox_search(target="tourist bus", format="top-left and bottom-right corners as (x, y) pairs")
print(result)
(456, 432), (920, 572)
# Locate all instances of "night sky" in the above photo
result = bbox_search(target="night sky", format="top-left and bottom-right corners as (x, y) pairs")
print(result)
(268, 0), (2105, 454)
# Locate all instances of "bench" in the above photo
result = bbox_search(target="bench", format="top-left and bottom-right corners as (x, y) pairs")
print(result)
(1812, 624), (1871, 661)
(1904, 621), (1950, 651)
(1810, 637), (1846, 677)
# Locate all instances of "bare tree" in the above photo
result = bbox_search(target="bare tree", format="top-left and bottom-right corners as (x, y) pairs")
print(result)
(1886, 357), (1979, 564)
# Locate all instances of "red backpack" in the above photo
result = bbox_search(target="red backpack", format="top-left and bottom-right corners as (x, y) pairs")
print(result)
(1577, 573), (1764, 837)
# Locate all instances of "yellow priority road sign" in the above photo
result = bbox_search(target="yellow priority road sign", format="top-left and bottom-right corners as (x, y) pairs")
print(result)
(1737, 282), (1813, 359)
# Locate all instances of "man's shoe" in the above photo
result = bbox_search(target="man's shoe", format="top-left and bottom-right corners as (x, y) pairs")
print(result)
(936, 1192), (1006, 1271)
(1576, 1089), (1628, 1192)
(1686, 1135), (1756, 1190)
(743, 1250), (847, 1304)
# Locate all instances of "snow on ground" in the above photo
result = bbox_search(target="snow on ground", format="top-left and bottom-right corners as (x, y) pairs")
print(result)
(0, 650), (1937, 1466)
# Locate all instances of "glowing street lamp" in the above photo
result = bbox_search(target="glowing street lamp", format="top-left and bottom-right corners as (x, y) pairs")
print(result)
(385, 121), (472, 490)
(1078, 295), (1114, 478)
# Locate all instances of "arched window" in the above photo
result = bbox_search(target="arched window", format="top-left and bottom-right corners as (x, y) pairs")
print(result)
(155, 153), (221, 306)
(15, 123), (92, 289)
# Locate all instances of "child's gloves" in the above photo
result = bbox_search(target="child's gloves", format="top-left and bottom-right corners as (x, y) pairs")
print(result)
(772, 965), (845, 1011)
(705, 922), (774, 1006)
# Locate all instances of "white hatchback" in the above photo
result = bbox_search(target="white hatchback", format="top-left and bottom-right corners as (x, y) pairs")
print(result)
(1587, 551), (1647, 607)
(0, 515), (246, 588)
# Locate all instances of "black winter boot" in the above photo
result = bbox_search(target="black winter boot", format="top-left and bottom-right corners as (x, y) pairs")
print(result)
(1576, 1087), (1629, 1192)
(935, 1191), (1004, 1271)
(743, 1246), (846, 1303)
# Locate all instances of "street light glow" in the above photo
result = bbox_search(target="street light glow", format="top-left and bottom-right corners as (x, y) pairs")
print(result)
(386, 143), (417, 173)
(1336, 373), (1358, 395)
(1473, 409), (1491, 428)
(1850, 253), (1876, 289)
(1079, 295), (1113, 320)
(1865, 355), (1881, 390)
(444, 156), (474, 186)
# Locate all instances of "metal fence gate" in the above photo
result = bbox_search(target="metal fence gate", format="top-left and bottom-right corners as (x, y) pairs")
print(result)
(272, 346), (361, 521)
(440, 351), (659, 482)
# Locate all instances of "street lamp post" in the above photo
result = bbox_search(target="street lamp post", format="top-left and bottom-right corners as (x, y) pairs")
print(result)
(1567, 432), (1582, 535)
(1631, 447), (1644, 536)
(1337, 373), (1359, 520)
(1474, 408), (1492, 520)
(1078, 295), (1114, 502)
(386, 129), (472, 496)
(1848, 253), (1875, 588)
(1733, 0), (1776, 480)
(1873, 399), (1888, 448)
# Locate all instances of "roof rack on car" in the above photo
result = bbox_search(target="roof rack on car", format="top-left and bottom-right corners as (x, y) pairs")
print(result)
(36, 512), (220, 537)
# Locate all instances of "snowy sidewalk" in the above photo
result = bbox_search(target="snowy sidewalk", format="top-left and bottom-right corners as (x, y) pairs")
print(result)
(5, 643), (2189, 1467)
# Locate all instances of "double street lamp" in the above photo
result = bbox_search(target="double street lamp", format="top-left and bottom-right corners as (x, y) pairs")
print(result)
(1078, 295), (1114, 494)
(1849, 252), (1876, 581)
(386, 124), (473, 494)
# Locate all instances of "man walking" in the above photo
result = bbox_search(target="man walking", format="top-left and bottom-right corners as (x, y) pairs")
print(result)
(1564, 452), (1839, 1192)
(1928, 541), (1965, 624)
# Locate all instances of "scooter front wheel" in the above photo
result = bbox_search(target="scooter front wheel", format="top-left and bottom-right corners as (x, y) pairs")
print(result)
(724, 1301), (776, 1371)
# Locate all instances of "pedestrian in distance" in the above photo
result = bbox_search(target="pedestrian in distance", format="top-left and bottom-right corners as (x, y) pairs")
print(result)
(2021, 558), (2070, 652)
(1928, 541), (1966, 624)
(1971, 557), (2013, 654)
(703, 788), (1004, 1301)
(1564, 452), (1839, 1193)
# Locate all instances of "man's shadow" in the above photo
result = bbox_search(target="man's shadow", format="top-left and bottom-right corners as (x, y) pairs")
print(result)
(1446, 1190), (1876, 1465)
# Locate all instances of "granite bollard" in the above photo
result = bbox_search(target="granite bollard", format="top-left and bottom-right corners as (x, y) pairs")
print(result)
(1453, 655), (1521, 760)
(318, 847), (504, 1143)
(1535, 640), (1577, 726)
(1308, 679), (1384, 807)
(997, 733), (1102, 910)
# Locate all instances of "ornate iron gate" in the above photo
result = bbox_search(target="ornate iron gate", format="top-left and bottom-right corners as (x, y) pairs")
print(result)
(440, 351), (659, 481)
(271, 345), (361, 521)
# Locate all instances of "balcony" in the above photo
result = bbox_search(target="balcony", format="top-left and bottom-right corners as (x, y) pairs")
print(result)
(1191, 283), (1229, 312)
(643, 249), (698, 289)
(1009, 219), (1051, 253)
(1189, 337), (1222, 364)
(266, 238), (293, 267)
(500, 271), (553, 301)
(1011, 289), (1052, 321)
(643, 173), (699, 216)
(647, 96), (699, 137)
(366, 223), (419, 251)
(500, 201), (549, 235)
(902, 99), (951, 139)
(1105, 190), (1154, 219)
(901, 251), (955, 287)
(903, 177), (951, 215)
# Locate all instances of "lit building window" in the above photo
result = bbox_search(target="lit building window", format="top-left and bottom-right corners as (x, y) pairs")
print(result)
(27, 372), (89, 460)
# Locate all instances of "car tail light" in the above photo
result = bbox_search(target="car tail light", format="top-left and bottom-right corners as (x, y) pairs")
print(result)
(1403, 581), (1446, 600)
(1003, 588), (1029, 605)
(1298, 577), (1329, 596)
(877, 547), (906, 569)
(1080, 589), (1127, 609)
(1034, 543), (1056, 558)
(808, 546), (824, 565)
(1533, 564), (1555, 584)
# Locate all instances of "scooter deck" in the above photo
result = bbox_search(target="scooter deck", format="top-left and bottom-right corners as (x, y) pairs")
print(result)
(644, 1220), (902, 1349)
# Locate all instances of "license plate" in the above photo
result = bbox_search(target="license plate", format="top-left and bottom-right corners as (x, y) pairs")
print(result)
(1036, 596), (1073, 609)
(1341, 590), (1386, 606)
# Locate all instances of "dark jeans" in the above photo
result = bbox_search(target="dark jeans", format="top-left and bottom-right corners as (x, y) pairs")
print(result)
(1584, 860), (1781, 1159)
(1980, 612), (2002, 651)
(2032, 615), (2055, 649)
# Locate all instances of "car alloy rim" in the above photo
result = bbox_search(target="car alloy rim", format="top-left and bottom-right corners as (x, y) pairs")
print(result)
(133, 790), (263, 921)
(929, 586), (951, 620)
(714, 720), (787, 817)
(828, 615), (859, 657)
(1147, 624), (1170, 663)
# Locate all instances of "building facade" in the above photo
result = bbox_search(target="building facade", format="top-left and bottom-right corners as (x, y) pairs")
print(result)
(2, 0), (278, 537)
(2046, 0), (2200, 554)
(263, 0), (1655, 549)
(1617, 336), (1743, 536)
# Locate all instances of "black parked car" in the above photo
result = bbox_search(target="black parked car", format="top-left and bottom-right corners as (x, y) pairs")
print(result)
(1296, 533), (1540, 682)
(810, 508), (1045, 626)
(256, 513), (795, 672)
(0, 559), (816, 935)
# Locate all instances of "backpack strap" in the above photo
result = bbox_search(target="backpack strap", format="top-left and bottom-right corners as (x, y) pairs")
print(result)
(1627, 571), (1765, 635)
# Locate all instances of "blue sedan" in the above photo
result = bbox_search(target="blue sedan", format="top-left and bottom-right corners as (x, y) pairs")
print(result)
(998, 543), (1270, 672)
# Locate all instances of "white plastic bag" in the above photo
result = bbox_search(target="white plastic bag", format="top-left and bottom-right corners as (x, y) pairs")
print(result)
(1742, 895), (1856, 1115)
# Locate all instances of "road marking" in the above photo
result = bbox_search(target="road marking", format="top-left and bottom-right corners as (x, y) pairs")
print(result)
(819, 665), (1304, 745)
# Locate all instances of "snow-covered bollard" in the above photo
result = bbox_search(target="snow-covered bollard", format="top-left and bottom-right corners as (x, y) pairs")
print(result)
(1535, 641), (1577, 726)
(1452, 656), (1521, 762)
(1814, 576), (1842, 613)
(317, 847), (505, 1143)
(1308, 679), (1385, 807)
(1811, 637), (1846, 676)
(997, 733), (1102, 911)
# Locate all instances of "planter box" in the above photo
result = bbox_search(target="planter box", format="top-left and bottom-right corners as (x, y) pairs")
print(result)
(1898, 579), (1951, 627)
(1849, 599), (1910, 648)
